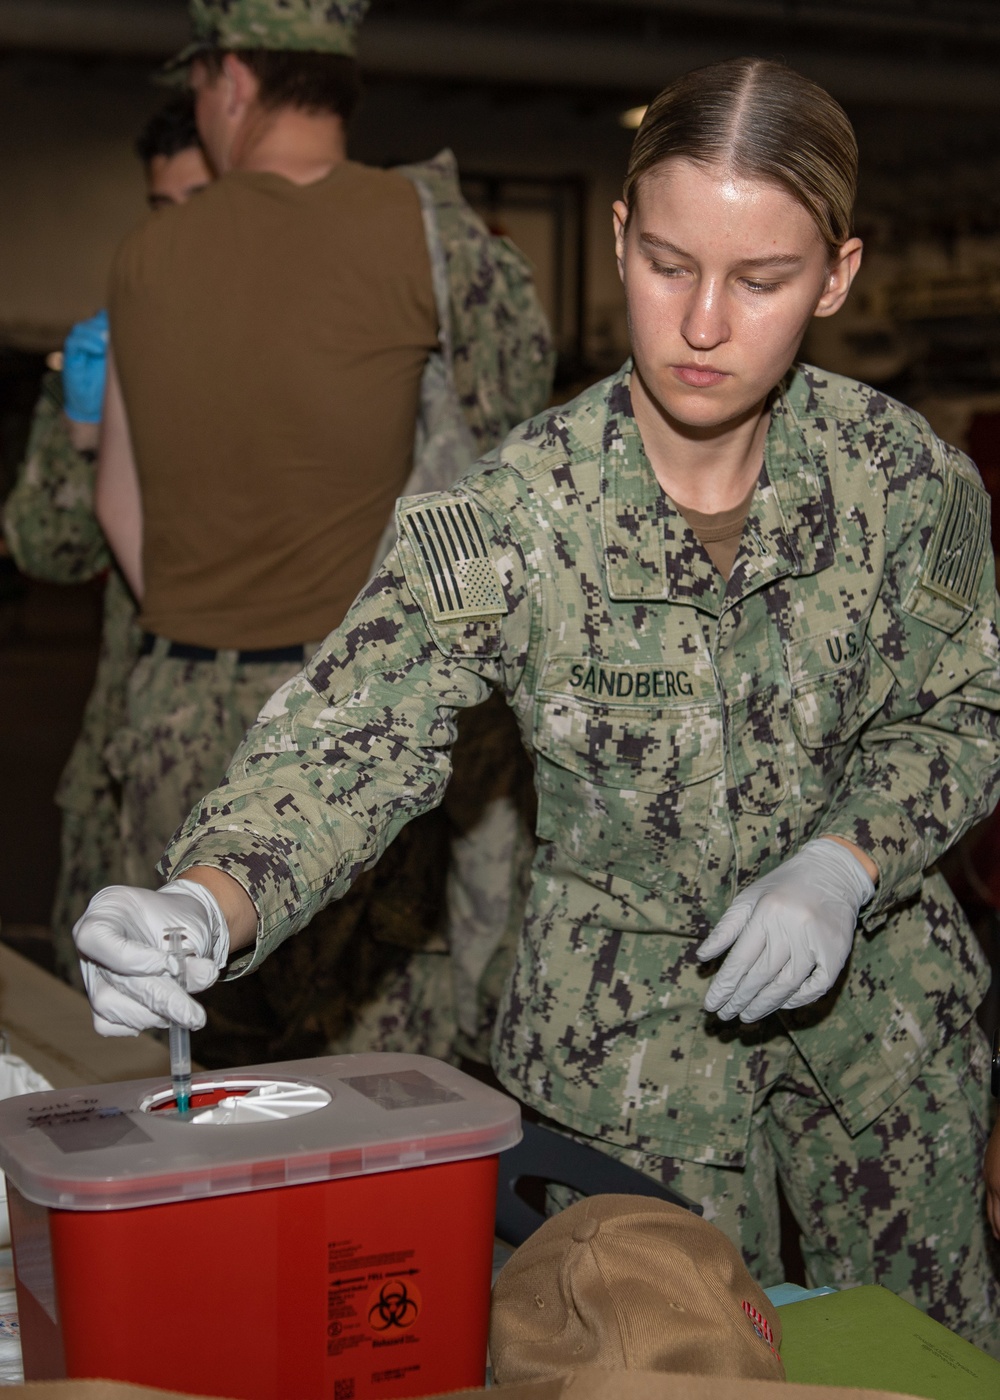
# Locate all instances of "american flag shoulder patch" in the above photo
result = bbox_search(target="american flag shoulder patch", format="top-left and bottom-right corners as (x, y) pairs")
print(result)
(398, 496), (506, 622)
(921, 469), (989, 610)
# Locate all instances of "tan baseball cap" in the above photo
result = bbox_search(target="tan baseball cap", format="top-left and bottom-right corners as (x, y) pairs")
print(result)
(490, 1195), (786, 1385)
(431, 1372), (927, 1399)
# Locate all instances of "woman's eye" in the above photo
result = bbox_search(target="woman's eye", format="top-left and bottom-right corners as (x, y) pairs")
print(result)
(741, 278), (782, 294)
(650, 262), (687, 278)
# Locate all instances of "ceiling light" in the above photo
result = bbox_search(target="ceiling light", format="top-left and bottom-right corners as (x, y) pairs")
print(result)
(619, 105), (647, 130)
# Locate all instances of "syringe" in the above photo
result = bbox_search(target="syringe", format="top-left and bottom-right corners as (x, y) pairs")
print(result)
(165, 927), (192, 1117)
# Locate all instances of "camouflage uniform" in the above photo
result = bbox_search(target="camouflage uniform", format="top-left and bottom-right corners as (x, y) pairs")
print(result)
(119, 152), (552, 1064)
(164, 363), (1000, 1348)
(2, 373), (142, 985)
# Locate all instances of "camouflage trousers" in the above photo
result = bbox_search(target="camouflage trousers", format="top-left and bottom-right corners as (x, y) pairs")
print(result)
(108, 640), (531, 1067)
(50, 794), (122, 990)
(548, 1016), (1000, 1357)
(108, 640), (307, 890)
(50, 572), (143, 988)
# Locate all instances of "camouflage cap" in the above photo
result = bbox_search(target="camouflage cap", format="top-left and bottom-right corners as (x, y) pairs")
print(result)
(166, 0), (371, 70)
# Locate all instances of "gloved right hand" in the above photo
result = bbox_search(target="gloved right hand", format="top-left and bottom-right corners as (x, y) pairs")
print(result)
(61, 309), (109, 424)
(697, 838), (874, 1023)
(73, 880), (230, 1037)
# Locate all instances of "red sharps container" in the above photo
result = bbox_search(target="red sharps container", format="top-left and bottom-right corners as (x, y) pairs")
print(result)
(0, 1052), (521, 1400)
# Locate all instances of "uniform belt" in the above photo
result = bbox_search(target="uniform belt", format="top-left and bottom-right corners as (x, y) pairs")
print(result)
(139, 633), (308, 665)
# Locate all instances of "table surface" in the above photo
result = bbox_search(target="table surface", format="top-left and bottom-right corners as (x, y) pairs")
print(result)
(0, 943), (172, 1088)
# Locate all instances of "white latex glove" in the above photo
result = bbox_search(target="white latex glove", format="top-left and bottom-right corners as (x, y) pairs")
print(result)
(697, 839), (875, 1023)
(73, 880), (230, 1036)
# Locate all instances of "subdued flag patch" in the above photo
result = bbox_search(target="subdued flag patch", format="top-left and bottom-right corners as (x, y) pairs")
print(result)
(398, 497), (506, 621)
(921, 470), (989, 610)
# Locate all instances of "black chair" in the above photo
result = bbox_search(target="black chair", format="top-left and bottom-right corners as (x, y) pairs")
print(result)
(496, 1118), (702, 1248)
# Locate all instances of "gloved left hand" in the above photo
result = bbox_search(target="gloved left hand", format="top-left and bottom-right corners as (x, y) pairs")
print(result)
(697, 838), (875, 1023)
(62, 309), (109, 424)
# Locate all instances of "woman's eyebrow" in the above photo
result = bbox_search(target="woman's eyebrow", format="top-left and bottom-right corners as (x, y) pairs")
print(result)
(638, 233), (691, 257)
(638, 231), (804, 270)
(736, 252), (805, 269)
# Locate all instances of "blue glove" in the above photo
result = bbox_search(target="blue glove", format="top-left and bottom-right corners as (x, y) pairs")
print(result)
(62, 309), (109, 424)
(697, 839), (875, 1023)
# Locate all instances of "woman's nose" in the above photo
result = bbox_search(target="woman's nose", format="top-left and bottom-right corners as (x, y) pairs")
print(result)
(681, 283), (730, 350)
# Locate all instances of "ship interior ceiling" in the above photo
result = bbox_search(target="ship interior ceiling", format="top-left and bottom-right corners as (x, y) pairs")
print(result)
(1, 0), (1000, 1017)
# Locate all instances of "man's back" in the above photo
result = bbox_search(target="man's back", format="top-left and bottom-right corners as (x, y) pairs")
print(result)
(110, 161), (437, 649)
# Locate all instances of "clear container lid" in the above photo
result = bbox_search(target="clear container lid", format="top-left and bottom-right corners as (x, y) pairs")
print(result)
(0, 1052), (522, 1211)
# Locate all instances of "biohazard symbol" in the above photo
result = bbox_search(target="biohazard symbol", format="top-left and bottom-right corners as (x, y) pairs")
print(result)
(367, 1277), (422, 1332)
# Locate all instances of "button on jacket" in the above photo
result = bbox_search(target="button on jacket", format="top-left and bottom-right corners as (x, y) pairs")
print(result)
(164, 362), (1000, 1166)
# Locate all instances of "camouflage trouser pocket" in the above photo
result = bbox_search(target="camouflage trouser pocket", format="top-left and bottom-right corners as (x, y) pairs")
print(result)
(102, 655), (156, 786)
(106, 653), (230, 801)
(105, 655), (233, 885)
(108, 650), (302, 887)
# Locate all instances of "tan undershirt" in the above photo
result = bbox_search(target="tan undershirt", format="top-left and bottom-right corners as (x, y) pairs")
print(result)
(110, 161), (438, 650)
(676, 482), (757, 580)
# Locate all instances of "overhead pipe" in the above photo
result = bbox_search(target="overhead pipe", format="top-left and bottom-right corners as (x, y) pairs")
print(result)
(356, 18), (1000, 110)
(567, 0), (1000, 45)
(0, 2), (997, 109)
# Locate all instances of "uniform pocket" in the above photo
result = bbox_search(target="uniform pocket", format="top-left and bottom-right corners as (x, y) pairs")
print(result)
(789, 629), (893, 749)
(532, 657), (724, 890)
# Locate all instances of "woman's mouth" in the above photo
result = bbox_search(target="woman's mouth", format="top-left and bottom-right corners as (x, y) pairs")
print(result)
(672, 364), (729, 388)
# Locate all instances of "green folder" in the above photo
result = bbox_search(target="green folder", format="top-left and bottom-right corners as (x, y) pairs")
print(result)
(779, 1284), (1000, 1398)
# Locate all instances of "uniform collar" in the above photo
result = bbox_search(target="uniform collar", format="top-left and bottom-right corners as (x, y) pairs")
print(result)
(600, 363), (837, 609)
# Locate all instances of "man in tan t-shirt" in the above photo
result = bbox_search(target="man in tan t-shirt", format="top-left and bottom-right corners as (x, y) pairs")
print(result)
(97, 0), (435, 872)
(94, 0), (548, 1065)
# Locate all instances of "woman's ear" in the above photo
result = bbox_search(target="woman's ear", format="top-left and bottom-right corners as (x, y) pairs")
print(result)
(814, 236), (863, 319)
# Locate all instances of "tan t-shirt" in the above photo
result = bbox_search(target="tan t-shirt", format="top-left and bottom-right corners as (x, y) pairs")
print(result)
(109, 161), (438, 649)
(677, 482), (757, 580)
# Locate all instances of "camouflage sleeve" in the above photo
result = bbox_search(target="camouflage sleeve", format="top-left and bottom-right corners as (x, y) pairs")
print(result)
(398, 150), (556, 453)
(160, 492), (531, 976)
(822, 435), (1000, 924)
(2, 372), (112, 583)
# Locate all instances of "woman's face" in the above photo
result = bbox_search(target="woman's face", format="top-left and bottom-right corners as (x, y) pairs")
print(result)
(613, 159), (862, 437)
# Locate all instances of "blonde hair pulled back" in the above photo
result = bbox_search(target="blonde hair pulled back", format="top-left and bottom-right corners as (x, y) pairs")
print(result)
(624, 58), (857, 256)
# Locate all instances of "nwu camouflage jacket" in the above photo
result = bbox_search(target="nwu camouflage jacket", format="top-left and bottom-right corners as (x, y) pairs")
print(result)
(164, 362), (1000, 1164)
